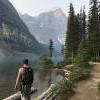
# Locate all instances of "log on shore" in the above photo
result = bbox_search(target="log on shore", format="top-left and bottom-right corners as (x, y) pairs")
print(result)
(3, 88), (37, 100)
(34, 84), (55, 100)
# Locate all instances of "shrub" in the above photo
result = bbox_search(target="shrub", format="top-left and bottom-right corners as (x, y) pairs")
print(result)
(69, 66), (91, 83)
(39, 54), (54, 69)
(54, 80), (75, 100)
(97, 82), (100, 91)
(56, 61), (67, 69)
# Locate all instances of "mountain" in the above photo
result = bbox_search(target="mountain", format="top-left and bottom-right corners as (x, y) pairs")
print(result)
(20, 8), (67, 50)
(0, 0), (46, 55)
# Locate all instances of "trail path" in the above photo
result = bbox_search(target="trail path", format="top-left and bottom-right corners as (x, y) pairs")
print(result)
(70, 63), (100, 100)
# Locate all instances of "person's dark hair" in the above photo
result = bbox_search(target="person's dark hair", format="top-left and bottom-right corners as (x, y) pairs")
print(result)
(24, 59), (29, 65)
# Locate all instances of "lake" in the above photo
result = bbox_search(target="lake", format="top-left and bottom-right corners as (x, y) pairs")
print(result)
(0, 55), (63, 99)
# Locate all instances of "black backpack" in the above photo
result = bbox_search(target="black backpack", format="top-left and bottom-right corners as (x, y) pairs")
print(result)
(21, 67), (33, 85)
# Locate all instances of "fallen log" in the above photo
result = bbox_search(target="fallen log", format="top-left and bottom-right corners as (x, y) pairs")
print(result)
(3, 88), (37, 100)
(34, 84), (55, 100)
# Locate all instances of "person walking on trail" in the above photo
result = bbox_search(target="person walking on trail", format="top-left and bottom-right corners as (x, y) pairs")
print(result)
(15, 59), (34, 100)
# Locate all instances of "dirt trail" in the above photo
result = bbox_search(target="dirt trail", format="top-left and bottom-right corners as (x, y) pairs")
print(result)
(70, 63), (100, 100)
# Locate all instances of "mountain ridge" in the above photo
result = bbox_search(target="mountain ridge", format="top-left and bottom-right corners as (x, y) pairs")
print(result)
(0, 0), (46, 55)
(20, 8), (67, 50)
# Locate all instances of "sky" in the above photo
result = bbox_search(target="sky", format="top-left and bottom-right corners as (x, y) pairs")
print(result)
(9, 0), (90, 16)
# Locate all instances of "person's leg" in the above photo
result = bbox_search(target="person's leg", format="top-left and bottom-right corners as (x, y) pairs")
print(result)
(26, 95), (31, 100)
(21, 94), (30, 100)
(25, 85), (31, 100)
(21, 85), (31, 100)
(21, 94), (25, 100)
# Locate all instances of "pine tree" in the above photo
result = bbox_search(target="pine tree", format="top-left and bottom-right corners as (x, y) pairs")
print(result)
(78, 7), (87, 43)
(76, 39), (91, 64)
(78, 9), (83, 42)
(64, 3), (79, 63)
(48, 39), (53, 58)
(64, 35), (68, 62)
(88, 0), (100, 61)
(82, 7), (87, 40)
(89, 0), (99, 33)
(61, 45), (64, 56)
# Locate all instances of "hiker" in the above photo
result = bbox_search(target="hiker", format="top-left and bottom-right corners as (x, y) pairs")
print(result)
(15, 59), (34, 100)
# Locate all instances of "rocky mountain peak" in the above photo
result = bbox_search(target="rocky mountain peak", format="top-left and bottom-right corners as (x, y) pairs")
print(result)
(20, 8), (67, 50)
(52, 8), (65, 17)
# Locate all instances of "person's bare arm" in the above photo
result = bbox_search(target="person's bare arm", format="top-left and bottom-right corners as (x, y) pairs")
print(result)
(15, 68), (22, 90)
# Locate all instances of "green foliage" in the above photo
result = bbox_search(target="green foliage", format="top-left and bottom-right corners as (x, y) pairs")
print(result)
(39, 54), (54, 69)
(65, 57), (75, 65)
(54, 39), (92, 98)
(69, 65), (91, 83)
(56, 61), (67, 69)
(54, 80), (75, 100)
(48, 39), (53, 58)
(88, 0), (99, 33)
(78, 8), (87, 42)
(97, 82), (100, 91)
(55, 1), (100, 99)
(64, 4), (86, 63)
(39, 39), (54, 70)
(39, 54), (48, 65)
(69, 39), (91, 83)
(75, 40), (91, 64)
(88, 0), (100, 61)
(39, 54), (54, 86)
(61, 45), (64, 56)
(54, 38), (92, 100)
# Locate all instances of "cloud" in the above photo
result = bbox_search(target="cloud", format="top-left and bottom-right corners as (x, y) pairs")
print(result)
(9, 0), (61, 15)
(9, 0), (89, 16)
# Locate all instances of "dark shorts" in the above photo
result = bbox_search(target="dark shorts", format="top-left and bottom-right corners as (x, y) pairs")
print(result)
(21, 84), (31, 97)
